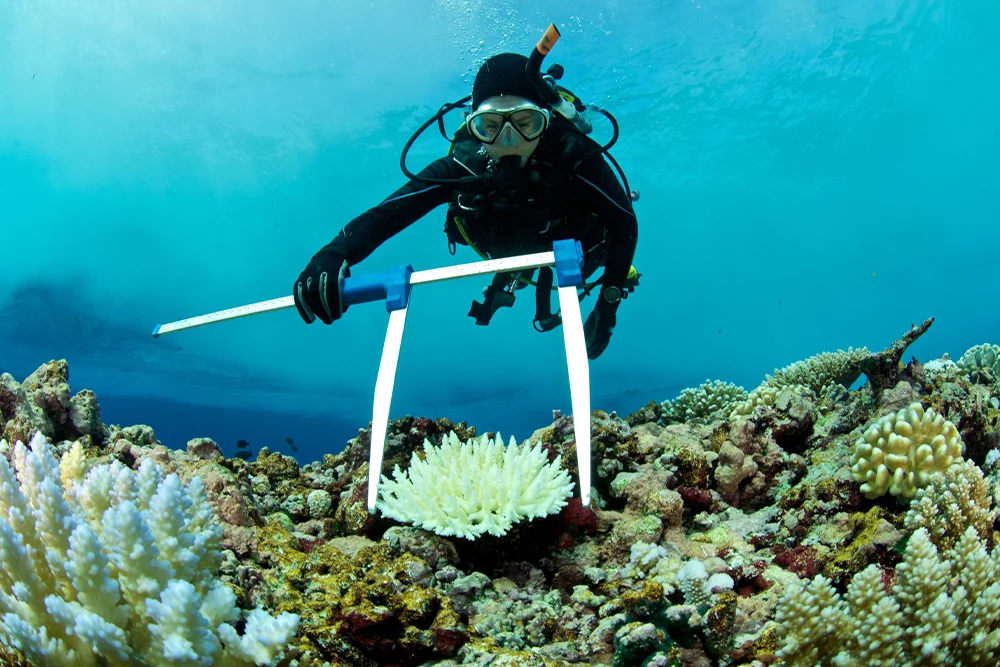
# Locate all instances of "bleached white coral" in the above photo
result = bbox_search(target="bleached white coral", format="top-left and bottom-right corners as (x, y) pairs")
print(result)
(377, 431), (574, 540)
(774, 526), (1000, 666)
(850, 402), (965, 499)
(620, 541), (681, 595)
(986, 448), (1000, 472)
(660, 380), (748, 424)
(0, 432), (299, 666)
(923, 355), (962, 383)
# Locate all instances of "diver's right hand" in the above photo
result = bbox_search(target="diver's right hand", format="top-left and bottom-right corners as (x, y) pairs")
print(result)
(293, 247), (351, 324)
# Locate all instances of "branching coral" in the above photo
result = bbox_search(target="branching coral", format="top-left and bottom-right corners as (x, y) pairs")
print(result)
(763, 347), (870, 395)
(904, 460), (997, 552)
(775, 526), (1000, 666)
(660, 380), (748, 424)
(0, 432), (299, 666)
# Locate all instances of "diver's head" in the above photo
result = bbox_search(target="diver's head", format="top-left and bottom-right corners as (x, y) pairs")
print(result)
(468, 53), (551, 165)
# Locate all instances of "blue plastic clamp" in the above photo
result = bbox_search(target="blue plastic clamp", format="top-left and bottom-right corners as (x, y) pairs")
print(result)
(552, 239), (585, 288)
(341, 264), (414, 312)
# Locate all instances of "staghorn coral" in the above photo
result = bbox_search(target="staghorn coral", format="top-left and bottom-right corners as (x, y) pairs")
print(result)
(850, 402), (965, 499)
(660, 380), (748, 424)
(775, 526), (1000, 666)
(903, 459), (997, 552)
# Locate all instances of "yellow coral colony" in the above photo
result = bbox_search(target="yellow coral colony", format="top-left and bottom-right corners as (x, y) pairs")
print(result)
(850, 403), (965, 499)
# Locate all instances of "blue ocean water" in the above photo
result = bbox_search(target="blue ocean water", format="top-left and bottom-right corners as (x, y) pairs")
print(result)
(1, 0), (996, 465)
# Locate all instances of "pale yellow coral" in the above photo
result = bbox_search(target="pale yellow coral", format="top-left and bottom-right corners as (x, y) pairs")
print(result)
(775, 526), (1000, 666)
(729, 384), (814, 420)
(729, 386), (782, 420)
(850, 403), (964, 499)
(662, 379), (747, 423)
(764, 347), (870, 394)
(904, 460), (997, 552)
(58, 440), (87, 495)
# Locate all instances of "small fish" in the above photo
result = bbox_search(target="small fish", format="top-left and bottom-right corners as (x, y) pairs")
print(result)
(32, 73), (36, 79)
(290, 444), (298, 453)
(234, 450), (252, 460)
(285, 437), (295, 445)
(236, 439), (250, 449)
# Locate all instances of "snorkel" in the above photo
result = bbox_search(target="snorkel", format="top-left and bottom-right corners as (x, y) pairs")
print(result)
(525, 25), (588, 132)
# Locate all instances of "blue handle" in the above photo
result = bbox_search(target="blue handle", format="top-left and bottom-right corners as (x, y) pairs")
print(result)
(553, 239), (584, 288)
(342, 265), (413, 312)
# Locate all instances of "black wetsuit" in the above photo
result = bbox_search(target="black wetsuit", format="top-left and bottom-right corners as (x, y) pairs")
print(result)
(322, 117), (639, 305)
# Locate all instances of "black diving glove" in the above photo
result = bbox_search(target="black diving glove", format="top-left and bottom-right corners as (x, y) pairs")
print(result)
(293, 245), (351, 325)
(584, 291), (619, 360)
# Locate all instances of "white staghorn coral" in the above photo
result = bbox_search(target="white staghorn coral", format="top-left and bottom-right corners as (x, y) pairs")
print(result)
(0, 432), (300, 666)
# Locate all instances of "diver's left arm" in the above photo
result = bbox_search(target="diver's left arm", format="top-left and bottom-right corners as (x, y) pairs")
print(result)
(573, 157), (639, 359)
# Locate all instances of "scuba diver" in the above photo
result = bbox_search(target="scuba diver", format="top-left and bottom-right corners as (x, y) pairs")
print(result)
(293, 26), (640, 360)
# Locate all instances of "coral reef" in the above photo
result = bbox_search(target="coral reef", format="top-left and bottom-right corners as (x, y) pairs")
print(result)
(3, 318), (1000, 666)
(660, 381), (748, 425)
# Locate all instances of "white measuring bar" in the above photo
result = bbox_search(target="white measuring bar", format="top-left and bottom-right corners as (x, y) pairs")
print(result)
(151, 251), (559, 338)
(152, 241), (593, 514)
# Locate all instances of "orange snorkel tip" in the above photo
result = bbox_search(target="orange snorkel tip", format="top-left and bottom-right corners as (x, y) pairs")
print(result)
(526, 23), (563, 106)
(536, 23), (561, 56)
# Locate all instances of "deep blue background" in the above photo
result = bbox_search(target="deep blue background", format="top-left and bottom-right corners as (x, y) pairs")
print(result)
(2, 0), (997, 465)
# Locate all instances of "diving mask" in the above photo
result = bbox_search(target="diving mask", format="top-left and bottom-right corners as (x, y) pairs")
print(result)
(466, 101), (551, 146)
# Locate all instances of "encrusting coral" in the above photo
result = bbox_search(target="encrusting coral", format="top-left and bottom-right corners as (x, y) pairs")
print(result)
(0, 432), (300, 667)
